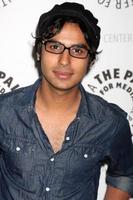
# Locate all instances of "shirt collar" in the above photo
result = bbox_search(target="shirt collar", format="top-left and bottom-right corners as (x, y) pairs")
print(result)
(19, 78), (41, 108)
(77, 84), (91, 118)
(22, 78), (91, 118)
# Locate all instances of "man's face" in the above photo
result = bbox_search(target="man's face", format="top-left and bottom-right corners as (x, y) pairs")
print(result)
(40, 22), (90, 92)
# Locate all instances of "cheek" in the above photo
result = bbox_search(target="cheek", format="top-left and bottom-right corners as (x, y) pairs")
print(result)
(41, 52), (54, 65)
(40, 52), (57, 73)
(75, 60), (89, 76)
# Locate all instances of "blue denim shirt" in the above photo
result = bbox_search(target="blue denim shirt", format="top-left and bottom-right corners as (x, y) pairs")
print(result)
(0, 79), (133, 200)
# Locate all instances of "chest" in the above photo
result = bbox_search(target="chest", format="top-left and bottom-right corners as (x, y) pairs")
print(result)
(36, 111), (76, 153)
(1, 115), (108, 183)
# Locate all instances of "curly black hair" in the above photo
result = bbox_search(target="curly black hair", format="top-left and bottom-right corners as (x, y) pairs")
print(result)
(34, 19), (99, 67)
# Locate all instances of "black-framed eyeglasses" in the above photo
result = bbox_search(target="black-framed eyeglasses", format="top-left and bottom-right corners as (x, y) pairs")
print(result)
(42, 40), (91, 59)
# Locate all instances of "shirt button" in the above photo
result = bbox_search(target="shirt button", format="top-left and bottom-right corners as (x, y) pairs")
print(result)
(84, 153), (88, 158)
(45, 187), (50, 192)
(66, 136), (70, 141)
(16, 147), (21, 151)
(50, 157), (54, 162)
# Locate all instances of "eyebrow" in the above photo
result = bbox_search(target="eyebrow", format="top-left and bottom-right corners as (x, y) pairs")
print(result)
(47, 39), (89, 49)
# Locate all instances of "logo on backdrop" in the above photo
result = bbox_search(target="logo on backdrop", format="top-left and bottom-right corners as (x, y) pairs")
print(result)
(97, 0), (133, 9)
(0, 0), (12, 8)
(0, 70), (20, 94)
(103, 33), (133, 43)
(87, 68), (133, 135)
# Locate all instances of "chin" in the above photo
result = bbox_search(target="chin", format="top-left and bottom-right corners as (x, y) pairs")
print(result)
(52, 83), (79, 92)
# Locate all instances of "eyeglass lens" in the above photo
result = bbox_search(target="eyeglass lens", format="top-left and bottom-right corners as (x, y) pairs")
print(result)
(43, 40), (89, 59)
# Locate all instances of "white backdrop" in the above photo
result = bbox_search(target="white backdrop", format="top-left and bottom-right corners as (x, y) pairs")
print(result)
(0, 0), (133, 199)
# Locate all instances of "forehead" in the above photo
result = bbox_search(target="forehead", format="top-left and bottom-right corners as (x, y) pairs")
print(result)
(51, 22), (88, 47)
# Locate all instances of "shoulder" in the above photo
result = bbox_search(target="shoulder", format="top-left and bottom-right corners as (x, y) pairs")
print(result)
(0, 79), (40, 107)
(84, 89), (127, 121)
(0, 85), (31, 106)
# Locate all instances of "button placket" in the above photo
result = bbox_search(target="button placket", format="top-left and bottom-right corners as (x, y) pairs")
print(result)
(43, 155), (56, 196)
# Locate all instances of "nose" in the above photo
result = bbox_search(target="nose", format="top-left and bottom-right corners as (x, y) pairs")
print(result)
(59, 49), (70, 67)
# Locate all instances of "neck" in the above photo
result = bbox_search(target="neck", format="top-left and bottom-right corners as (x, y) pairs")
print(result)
(35, 81), (81, 113)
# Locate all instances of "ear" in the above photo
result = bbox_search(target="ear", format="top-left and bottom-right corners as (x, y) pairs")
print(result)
(36, 53), (40, 61)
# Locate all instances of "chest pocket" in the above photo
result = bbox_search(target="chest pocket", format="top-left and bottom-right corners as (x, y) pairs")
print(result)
(3, 136), (36, 174)
(67, 144), (103, 179)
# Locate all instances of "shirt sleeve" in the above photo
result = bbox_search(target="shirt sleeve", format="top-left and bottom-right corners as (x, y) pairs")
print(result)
(106, 115), (133, 196)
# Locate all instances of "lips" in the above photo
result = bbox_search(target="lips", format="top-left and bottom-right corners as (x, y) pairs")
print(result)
(53, 71), (73, 80)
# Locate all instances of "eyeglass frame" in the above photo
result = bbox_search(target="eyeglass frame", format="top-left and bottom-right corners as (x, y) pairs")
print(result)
(41, 40), (92, 59)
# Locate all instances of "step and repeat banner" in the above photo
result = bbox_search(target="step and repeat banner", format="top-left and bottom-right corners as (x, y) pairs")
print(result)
(0, 0), (133, 199)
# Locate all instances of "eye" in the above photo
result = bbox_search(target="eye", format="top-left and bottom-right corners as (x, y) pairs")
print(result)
(71, 46), (86, 55)
(49, 42), (60, 50)
(45, 41), (64, 54)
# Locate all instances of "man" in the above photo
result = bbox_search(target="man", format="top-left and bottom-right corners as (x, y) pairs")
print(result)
(0, 2), (133, 200)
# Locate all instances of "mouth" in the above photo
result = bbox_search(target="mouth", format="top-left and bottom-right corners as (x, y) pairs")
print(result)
(53, 71), (73, 80)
